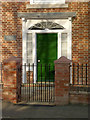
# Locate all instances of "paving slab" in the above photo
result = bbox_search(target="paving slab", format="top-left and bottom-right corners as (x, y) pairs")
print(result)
(2, 101), (89, 119)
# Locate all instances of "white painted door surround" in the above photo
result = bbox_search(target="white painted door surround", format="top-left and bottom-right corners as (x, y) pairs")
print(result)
(22, 18), (72, 83)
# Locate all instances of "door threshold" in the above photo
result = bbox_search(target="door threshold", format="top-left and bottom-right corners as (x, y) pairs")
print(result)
(17, 101), (55, 106)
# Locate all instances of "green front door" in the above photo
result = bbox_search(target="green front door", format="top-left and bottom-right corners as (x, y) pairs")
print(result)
(37, 33), (57, 82)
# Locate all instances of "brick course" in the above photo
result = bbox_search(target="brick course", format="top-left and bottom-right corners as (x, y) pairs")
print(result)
(70, 94), (89, 104)
(70, 85), (89, 104)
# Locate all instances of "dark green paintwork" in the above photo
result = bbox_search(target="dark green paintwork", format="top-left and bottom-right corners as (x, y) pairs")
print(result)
(37, 33), (57, 82)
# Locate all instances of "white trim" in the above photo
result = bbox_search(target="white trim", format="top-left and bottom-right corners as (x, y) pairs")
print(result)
(30, 0), (65, 4)
(68, 17), (72, 84)
(33, 33), (37, 83)
(68, 17), (72, 60)
(66, 0), (90, 2)
(67, 32), (70, 59)
(26, 4), (68, 9)
(58, 32), (61, 59)
(29, 29), (62, 82)
(1, 0), (90, 2)
(22, 18), (27, 83)
(22, 19), (72, 83)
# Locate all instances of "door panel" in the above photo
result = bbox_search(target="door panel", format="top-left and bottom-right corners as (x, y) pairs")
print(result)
(37, 33), (57, 82)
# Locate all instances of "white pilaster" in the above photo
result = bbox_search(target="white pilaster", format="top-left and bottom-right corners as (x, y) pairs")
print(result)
(22, 18), (27, 83)
(68, 17), (72, 84)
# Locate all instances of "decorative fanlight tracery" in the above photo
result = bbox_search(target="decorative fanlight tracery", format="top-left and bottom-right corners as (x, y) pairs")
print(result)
(28, 21), (64, 30)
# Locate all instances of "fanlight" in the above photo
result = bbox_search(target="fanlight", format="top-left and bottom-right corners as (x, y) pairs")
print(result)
(28, 21), (64, 30)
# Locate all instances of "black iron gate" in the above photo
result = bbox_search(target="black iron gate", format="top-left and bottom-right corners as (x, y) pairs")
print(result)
(21, 64), (55, 103)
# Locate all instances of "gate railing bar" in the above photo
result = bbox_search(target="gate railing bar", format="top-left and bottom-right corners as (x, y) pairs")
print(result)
(29, 63), (30, 101)
(51, 67), (52, 102)
(52, 65), (54, 102)
(73, 63), (75, 85)
(82, 64), (83, 85)
(49, 64), (50, 102)
(47, 66), (48, 102)
(53, 65), (55, 102)
(77, 63), (79, 85)
(20, 65), (22, 101)
(39, 80), (40, 101)
(22, 64), (24, 101)
(33, 63), (34, 101)
(41, 64), (42, 102)
(27, 65), (28, 102)
(1, 62), (2, 83)
(18, 65), (22, 102)
(37, 64), (38, 102)
(21, 64), (22, 101)
(35, 69), (36, 102)
(21, 66), (23, 101)
(45, 64), (46, 102)
(86, 64), (87, 85)
(24, 63), (26, 101)
(17, 65), (18, 100)
(42, 65), (44, 102)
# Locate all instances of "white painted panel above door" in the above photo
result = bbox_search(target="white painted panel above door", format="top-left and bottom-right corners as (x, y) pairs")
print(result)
(31, 0), (65, 4)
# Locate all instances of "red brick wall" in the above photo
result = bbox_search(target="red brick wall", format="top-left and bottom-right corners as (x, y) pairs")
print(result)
(2, 57), (21, 103)
(70, 85), (89, 104)
(70, 94), (89, 104)
(1, 2), (89, 64)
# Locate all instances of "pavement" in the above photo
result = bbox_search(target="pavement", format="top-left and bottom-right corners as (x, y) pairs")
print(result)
(1, 101), (89, 119)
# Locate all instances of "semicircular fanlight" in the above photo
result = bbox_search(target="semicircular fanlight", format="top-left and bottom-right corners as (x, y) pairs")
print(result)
(28, 21), (64, 30)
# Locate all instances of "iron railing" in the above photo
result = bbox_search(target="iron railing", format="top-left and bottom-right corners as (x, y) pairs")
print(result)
(70, 63), (89, 85)
(20, 63), (55, 103)
(1, 62), (89, 102)
(0, 62), (2, 83)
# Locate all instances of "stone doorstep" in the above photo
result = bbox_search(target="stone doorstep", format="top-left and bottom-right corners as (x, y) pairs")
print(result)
(16, 101), (56, 106)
